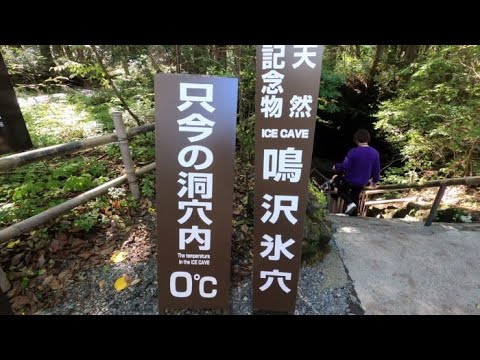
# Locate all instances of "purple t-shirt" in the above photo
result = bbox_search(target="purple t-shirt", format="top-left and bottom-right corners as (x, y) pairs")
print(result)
(335, 146), (380, 187)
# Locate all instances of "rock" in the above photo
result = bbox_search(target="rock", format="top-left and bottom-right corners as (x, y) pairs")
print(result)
(367, 206), (384, 218)
(406, 202), (427, 212)
(243, 296), (248, 301)
(436, 208), (465, 223)
(392, 208), (409, 219)
(0, 266), (11, 293)
(11, 253), (24, 266)
(414, 209), (431, 221)
(392, 202), (432, 220)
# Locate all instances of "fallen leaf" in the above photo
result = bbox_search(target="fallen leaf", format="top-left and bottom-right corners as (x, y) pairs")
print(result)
(101, 246), (116, 256)
(47, 276), (62, 290)
(477, 303), (480, 310)
(11, 296), (31, 308)
(233, 205), (243, 215)
(7, 240), (20, 249)
(110, 251), (128, 263)
(37, 254), (46, 268)
(71, 238), (85, 249)
(49, 239), (63, 252)
(56, 233), (68, 242)
(98, 280), (105, 289)
(114, 275), (130, 292)
(79, 251), (93, 259)
(11, 253), (24, 266)
(241, 224), (249, 233)
(58, 270), (71, 281)
(130, 278), (141, 286)
(43, 275), (54, 286)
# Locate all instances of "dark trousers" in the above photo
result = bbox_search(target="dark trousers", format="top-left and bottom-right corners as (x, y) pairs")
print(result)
(332, 177), (364, 216)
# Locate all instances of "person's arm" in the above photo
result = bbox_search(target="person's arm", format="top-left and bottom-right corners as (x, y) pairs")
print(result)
(333, 151), (352, 172)
(371, 152), (380, 186)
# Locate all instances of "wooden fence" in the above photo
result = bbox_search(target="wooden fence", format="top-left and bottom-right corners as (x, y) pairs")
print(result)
(0, 112), (155, 293)
(319, 174), (480, 226)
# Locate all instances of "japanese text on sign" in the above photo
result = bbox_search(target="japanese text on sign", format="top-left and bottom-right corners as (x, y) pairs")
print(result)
(155, 74), (238, 312)
(253, 45), (325, 313)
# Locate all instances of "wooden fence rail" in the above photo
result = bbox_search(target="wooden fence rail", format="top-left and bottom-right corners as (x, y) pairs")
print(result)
(368, 176), (480, 191)
(0, 114), (156, 244)
(0, 123), (154, 172)
(0, 163), (155, 245)
(0, 113), (156, 300)
(360, 176), (480, 226)
(314, 170), (480, 227)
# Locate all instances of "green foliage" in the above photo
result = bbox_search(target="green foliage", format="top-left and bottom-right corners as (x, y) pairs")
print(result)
(236, 115), (255, 162)
(376, 45), (480, 179)
(308, 181), (328, 218)
(131, 132), (155, 164)
(0, 46), (43, 82)
(53, 60), (105, 83)
(0, 157), (113, 229)
(302, 181), (331, 264)
(318, 65), (346, 114)
(73, 210), (99, 232)
(140, 174), (155, 198)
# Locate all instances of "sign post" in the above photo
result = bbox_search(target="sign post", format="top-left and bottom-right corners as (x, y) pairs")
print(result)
(0, 52), (33, 155)
(155, 74), (238, 313)
(252, 45), (325, 313)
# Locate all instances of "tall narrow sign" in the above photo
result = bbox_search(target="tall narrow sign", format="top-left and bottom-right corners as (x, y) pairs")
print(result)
(155, 74), (238, 313)
(253, 45), (324, 313)
(0, 52), (33, 155)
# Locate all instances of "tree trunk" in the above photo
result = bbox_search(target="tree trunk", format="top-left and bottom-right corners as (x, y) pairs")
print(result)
(148, 46), (162, 73)
(39, 45), (55, 74)
(355, 45), (361, 59)
(368, 45), (385, 86)
(327, 45), (339, 62)
(51, 45), (64, 59)
(465, 142), (477, 177)
(91, 45), (143, 126)
(76, 46), (85, 62)
(122, 58), (130, 76)
(64, 45), (74, 60)
(403, 45), (420, 65)
(175, 45), (181, 73)
(215, 45), (227, 70)
(234, 45), (243, 121)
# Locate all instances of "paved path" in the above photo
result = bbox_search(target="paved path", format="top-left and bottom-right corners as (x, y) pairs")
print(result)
(329, 214), (480, 315)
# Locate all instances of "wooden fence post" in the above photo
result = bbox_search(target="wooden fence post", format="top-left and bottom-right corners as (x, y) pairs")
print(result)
(112, 112), (141, 199)
(424, 184), (447, 226)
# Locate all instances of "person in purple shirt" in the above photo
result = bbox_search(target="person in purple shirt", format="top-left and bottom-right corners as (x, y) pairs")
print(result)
(333, 129), (380, 215)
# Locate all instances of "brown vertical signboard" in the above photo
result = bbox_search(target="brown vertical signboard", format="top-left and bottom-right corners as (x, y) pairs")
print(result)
(253, 45), (325, 313)
(155, 74), (238, 312)
(0, 52), (33, 155)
